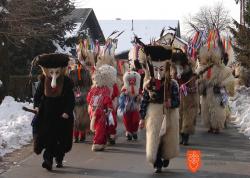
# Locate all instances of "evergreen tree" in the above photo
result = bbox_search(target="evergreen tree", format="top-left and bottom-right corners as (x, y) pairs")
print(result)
(230, 0), (250, 68)
(0, 0), (75, 75)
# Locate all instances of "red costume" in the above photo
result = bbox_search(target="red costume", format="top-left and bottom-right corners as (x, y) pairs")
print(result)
(87, 64), (117, 151)
(107, 83), (119, 143)
(118, 71), (141, 140)
(87, 86), (113, 150)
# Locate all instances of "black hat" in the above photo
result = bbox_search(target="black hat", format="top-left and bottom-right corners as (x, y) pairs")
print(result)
(171, 50), (188, 65)
(143, 45), (172, 61)
(36, 53), (69, 68)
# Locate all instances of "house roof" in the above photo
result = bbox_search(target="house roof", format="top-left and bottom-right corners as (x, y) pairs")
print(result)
(99, 20), (180, 53)
(159, 33), (188, 45)
(115, 50), (130, 60)
(64, 8), (105, 44)
(115, 33), (188, 60)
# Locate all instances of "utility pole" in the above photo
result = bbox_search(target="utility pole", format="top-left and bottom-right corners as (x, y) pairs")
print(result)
(235, 0), (246, 26)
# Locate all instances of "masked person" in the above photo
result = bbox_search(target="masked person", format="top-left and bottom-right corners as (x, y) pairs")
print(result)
(33, 53), (75, 171)
(87, 65), (117, 151)
(139, 45), (180, 173)
(197, 42), (235, 134)
(117, 71), (141, 140)
(68, 62), (92, 143)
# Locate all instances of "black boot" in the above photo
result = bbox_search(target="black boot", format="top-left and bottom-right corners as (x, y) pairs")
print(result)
(162, 159), (170, 167)
(154, 158), (163, 173)
(132, 133), (138, 140)
(55, 157), (63, 168)
(183, 134), (189, 146)
(79, 136), (86, 142)
(42, 150), (53, 171)
(55, 160), (63, 168)
(126, 133), (132, 141)
(179, 133), (184, 144)
(108, 137), (116, 145)
(42, 159), (52, 171)
(55, 153), (65, 168)
(74, 137), (79, 143)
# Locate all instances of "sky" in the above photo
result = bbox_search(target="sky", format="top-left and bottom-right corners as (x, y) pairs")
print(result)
(73, 0), (240, 36)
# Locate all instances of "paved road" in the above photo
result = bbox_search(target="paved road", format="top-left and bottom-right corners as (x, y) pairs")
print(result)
(1, 120), (250, 178)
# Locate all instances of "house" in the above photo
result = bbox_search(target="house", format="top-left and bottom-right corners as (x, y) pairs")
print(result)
(65, 8), (105, 44)
(158, 32), (188, 52)
(99, 19), (186, 75)
(99, 19), (181, 56)
(61, 8), (105, 56)
(99, 20), (187, 62)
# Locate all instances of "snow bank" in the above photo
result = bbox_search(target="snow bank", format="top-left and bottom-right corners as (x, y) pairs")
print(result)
(0, 96), (34, 156)
(229, 86), (250, 139)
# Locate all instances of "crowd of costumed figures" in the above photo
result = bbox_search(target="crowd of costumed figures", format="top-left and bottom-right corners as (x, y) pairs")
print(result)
(23, 28), (236, 173)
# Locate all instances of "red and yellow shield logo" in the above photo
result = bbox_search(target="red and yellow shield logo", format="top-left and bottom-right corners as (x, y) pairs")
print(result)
(186, 150), (201, 173)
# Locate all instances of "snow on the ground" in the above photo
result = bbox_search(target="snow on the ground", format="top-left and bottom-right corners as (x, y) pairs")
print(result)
(229, 86), (250, 139)
(0, 96), (34, 157)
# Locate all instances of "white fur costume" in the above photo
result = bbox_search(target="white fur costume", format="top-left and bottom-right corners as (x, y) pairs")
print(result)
(145, 103), (179, 163)
(197, 45), (235, 131)
(139, 45), (180, 172)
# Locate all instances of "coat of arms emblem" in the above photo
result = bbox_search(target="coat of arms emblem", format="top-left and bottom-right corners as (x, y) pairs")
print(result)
(186, 150), (201, 173)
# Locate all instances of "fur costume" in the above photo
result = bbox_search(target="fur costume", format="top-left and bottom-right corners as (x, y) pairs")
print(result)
(139, 45), (180, 172)
(128, 45), (147, 93)
(172, 52), (199, 145)
(197, 45), (235, 133)
(179, 79), (199, 134)
(68, 63), (92, 142)
(76, 41), (96, 70)
(97, 65), (119, 143)
(86, 65), (117, 151)
(118, 71), (141, 140)
(33, 53), (75, 170)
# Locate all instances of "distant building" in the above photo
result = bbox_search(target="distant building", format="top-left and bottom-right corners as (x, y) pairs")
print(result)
(62, 8), (105, 56)
(158, 32), (188, 52)
(65, 8), (105, 43)
(100, 20), (187, 62)
(99, 20), (181, 55)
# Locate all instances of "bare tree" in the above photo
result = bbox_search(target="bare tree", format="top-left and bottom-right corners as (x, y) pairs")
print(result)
(185, 2), (231, 34)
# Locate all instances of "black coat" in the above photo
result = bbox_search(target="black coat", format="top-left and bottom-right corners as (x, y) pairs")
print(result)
(33, 76), (75, 154)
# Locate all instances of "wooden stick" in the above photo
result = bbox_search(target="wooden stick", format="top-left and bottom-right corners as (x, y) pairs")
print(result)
(22, 106), (37, 114)
(182, 63), (214, 86)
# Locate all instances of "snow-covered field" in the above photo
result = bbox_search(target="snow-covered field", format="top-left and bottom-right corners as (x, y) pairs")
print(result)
(0, 96), (33, 157)
(229, 86), (250, 139)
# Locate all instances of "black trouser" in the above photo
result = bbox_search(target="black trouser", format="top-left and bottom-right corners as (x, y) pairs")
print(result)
(43, 136), (65, 164)
(154, 142), (163, 168)
(43, 149), (65, 164)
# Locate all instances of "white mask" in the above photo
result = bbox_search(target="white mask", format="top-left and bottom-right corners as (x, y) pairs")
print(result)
(175, 64), (184, 79)
(48, 68), (61, 88)
(151, 61), (166, 80)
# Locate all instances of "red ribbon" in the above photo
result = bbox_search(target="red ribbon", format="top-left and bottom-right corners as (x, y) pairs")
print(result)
(207, 68), (212, 79)
(155, 79), (161, 90)
(129, 78), (136, 95)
